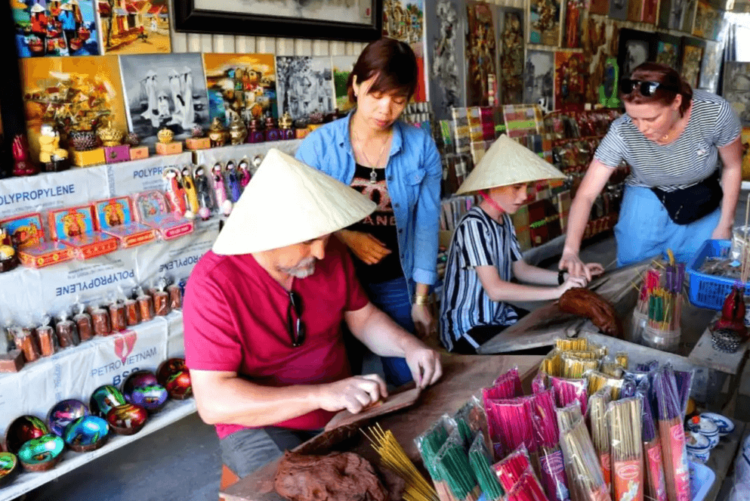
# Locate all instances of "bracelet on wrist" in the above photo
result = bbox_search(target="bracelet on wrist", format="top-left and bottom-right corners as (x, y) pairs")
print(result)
(414, 294), (432, 305)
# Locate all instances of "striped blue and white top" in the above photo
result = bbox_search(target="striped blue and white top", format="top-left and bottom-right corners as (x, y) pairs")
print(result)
(439, 207), (522, 351)
(595, 90), (741, 192)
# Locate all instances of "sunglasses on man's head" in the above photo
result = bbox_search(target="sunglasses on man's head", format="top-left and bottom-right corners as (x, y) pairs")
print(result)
(287, 290), (306, 348)
(619, 79), (679, 97)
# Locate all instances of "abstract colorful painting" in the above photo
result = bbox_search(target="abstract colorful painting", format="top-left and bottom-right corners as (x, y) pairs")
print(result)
(466, 1), (497, 107)
(204, 53), (277, 127)
(331, 56), (358, 113)
(12, 0), (100, 57)
(498, 8), (524, 105)
(692, 1), (722, 41)
(383, 0), (423, 44)
(528, 0), (562, 45)
(555, 51), (585, 111)
(96, 0), (171, 55)
(276, 56), (335, 121)
(20, 55), (127, 160)
(656, 33), (681, 70)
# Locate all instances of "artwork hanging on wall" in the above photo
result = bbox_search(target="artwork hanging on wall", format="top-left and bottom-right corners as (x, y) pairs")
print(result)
(608, 0), (629, 21)
(331, 56), (358, 113)
(589, 0), (609, 16)
(583, 17), (620, 104)
(723, 63), (750, 127)
(642, 0), (659, 24)
(692, 1), (723, 41)
(466, 1), (497, 107)
(426, 0), (465, 120)
(618, 29), (655, 78)
(528, 0), (562, 46)
(96, 0), (171, 55)
(175, 0), (381, 41)
(203, 54), (277, 128)
(655, 33), (682, 70)
(498, 7), (525, 105)
(383, 0), (426, 102)
(20, 55), (127, 160)
(627, 0), (643, 23)
(562, 0), (584, 48)
(555, 51), (585, 111)
(119, 53), (210, 148)
(679, 36), (705, 89)
(276, 56), (335, 121)
(698, 40), (723, 92)
(12, 0), (100, 57)
(523, 50), (554, 111)
(658, 0), (697, 32)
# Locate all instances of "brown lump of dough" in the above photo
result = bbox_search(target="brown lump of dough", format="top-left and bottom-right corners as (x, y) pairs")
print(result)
(275, 451), (390, 501)
(558, 287), (623, 338)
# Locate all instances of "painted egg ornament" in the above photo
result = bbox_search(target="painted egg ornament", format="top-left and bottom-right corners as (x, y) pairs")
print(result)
(18, 434), (64, 472)
(157, 358), (192, 400)
(47, 399), (89, 437)
(0, 452), (19, 486)
(5, 416), (49, 455)
(64, 416), (110, 453)
(123, 370), (168, 412)
(90, 385), (127, 417)
(106, 404), (148, 435)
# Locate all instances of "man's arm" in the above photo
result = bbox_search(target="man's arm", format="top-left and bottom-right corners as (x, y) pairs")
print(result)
(191, 370), (387, 428)
(344, 302), (442, 388)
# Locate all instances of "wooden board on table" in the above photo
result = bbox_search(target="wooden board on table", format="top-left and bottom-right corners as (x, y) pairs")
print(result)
(702, 418), (746, 501)
(324, 388), (421, 431)
(688, 319), (750, 375)
(478, 259), (652, 354)
(221, 354), (545, 501)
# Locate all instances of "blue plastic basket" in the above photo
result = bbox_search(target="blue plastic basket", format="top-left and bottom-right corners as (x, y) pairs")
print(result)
(690, 461), (715, 501)
(687, 239), (744, 310)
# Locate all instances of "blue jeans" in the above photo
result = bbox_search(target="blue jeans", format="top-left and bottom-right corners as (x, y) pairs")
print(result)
(363, 276), (415, 387)
(615, 186), (721, 267)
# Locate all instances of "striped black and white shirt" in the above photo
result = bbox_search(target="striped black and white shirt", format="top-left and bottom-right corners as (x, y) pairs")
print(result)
(595, 90), (742, 192)
(439, 207), (522, 351)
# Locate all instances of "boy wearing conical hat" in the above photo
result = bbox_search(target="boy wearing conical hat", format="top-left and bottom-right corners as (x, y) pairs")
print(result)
(440, 136), (603, 353)
(183, 149), (442, 479)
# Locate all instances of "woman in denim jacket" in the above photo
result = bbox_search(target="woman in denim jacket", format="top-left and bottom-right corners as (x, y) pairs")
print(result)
(296, 38), (441, 387)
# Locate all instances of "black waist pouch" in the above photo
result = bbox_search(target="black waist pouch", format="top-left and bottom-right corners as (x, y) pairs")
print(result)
(651, 171), (723, 225)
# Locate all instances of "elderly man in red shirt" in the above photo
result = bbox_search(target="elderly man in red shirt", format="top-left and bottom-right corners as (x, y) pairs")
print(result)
(183, 149), (442, 479)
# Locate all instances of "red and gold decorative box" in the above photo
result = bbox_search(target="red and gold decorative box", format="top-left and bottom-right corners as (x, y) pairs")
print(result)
(104, 145), (131, 164)
(0, 213), (75, 268)
(185, 137), (211, 151)
(93, 197), (156, 249)
(133, 190), (195, 241)
(47, 205), (118, 260)
(155, 141), (183, 156)
(129, 146), (149, 160)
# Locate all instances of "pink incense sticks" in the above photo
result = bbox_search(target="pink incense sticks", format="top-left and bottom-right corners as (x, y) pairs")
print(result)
(492, 444), (533, 491)
(550, 375), (588, 415)
(507, 471), (549, 501)
(532, 388), (570, 501)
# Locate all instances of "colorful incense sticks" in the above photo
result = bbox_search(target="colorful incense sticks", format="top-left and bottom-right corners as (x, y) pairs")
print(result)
(506, 471), (549, 501)
(468, 433), (505, 501)
(608, 398), (643, 501)
(588, 386), (612, 493)
(492, 445), (532, 491)
(433, 431), (481, 501)
(653, 366), (691, 501)
(559, 417), (611, 501)
(637, 382), (667, 501)
(550, 375), (588, 415)
(532, 388), (570, 501)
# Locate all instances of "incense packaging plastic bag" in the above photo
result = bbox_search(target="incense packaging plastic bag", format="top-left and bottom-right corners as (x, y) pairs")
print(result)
(455, 397), (489, 451)
(433, 430), (481, 501)
(559, 417), (611, 501)
(469, 433), (505, 501)
(492, 366), (524, 396)
(588, 386), (613, 494)
(637, 381), (667, 501)
(556, 402), (583, 435)
(653, 365), (690, 501)
(550, 375), (588, 415)
(532, 388), (571, 501)
(587, 371), (624, 401)
(507, 471), (549, 501)
(415, 414), (454, 501)
(608, 398), (644, 501)
(562, 353), (601, 379)
(492, 444), (534, 491)
(485, 396), (537, 458)
(533, 372), (548, 394)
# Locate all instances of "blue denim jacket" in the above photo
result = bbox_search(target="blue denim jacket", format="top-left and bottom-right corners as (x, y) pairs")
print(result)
(296, 113), (441, 298)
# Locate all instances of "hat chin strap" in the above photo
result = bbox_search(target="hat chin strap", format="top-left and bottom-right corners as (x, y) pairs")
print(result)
(479, 190), (505, 216)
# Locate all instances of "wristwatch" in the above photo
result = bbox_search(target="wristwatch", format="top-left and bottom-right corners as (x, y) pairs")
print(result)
(558, 270), (567, 285)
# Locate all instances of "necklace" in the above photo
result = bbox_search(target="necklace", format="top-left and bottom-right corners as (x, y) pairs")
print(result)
(351, 121), (391, 184)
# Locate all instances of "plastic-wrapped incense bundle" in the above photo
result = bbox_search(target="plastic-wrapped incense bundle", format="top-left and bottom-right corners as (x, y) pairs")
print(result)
(506, 471), (549, 501)
(588, 386), (612, 493)
(601, 362), (624, 379)
(562, 353), (600, 379)
(492, 366), (524, 396)
(416, 415), (454, 501)
(485, 396), (537, 456)
(532, 372), (548, 394)
(532, 388), (570, 501)
(653, 366), (690, 501)
(615, 352), (628, 369)
(608, 398), (643, 501)
(468, 433), (505, 501)
(492, 444), (533, 491)
(455, 397), (488, 451)
(587, 371), (624, 401)
(556, 338), (588, 352)
(541, 350), (562, 377)
(636, 381), (666, 501)
(559, 417), (611, 501)
(550, 375), (588, 415)
(565, 350), (601, 360)
(587, 342), (609, 359)
(556, 402), (583, 434)
(433, 431), (481, 501)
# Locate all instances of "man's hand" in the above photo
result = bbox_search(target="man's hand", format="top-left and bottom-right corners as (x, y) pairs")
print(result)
(316, 374), (388, 414)
(403, 341), (442, 389)
(411, 303), (434, 339)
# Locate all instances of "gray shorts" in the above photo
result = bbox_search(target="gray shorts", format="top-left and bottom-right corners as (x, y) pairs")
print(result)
(219, 427), (320, 478)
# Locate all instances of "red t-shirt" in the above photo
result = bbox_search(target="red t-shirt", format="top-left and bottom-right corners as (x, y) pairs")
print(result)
(183, 238), (370, 439)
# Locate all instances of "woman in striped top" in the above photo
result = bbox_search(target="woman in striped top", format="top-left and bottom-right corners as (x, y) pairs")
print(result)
(560, 63), (743, 277)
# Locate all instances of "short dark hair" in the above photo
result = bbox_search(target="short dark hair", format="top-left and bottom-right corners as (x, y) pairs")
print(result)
(621, 62), (693, 116)
(347, 37), (418, 104)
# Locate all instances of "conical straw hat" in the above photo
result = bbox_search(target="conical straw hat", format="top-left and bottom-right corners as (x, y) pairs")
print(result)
(456, 135), (566, 194)
(213, 149), (376, 255)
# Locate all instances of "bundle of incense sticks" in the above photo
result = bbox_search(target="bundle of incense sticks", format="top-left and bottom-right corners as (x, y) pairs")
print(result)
(506, 471), (549, 501)
(532, 388), (570, 501)
(485, 396), (537, 456)
(620, 380), (636, 398)
(532, 372), (547, 394)
(653, 366), (690, 501)
(492, 445), (533, 491)
(636, 260), (685, 333)
(566, 350), (602, 360)
(559, 417), (611, 501)
(416, 416), (453, 501)
(615, 352), (629, 369)
(541, 351), (562, 377)
(608, 398), (644, 501)
(562, 353), (601, 379)
(637, 381), (667, 501)
(587, 371), (624, 401)
(601, 362), (624, 379)
(550, 375), (589, 415)
(556, 338), (589, 351)
(468, 433), (505, 501)
(433, 431), (481, 501)
(556, 402), (583, 434)
(492, 367), (524, 396)
(364, 424), (440, 501)
(455, 398), (487, 451)
(588, 386), (612, 493)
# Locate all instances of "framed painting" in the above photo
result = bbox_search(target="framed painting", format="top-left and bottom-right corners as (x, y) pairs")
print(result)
(497, 7), (525, 105)
(174, 0), (382, 42)
(618, 29), (656, 78)
(276, 56), (335, 121)
(609, 0), (629, 21)
(554, 51), (585, 111)
(562, 0), (584, 48)
(466, 1), (497, 106)
(658, 0), (697, 32)
(425, 0), (466, 120)
(528, 0), (562, 46)
(698, 40), (722, 92)
(97, 0), (171, 55)
(723, 63), (750, 127)
(692, 1), (723, 41)
(679, 36), (705, 89)
(12, 0), (100, 57)
(523, 50), (554, 111)
(655, 32), (682, 70)
(331, 56), (358, 113)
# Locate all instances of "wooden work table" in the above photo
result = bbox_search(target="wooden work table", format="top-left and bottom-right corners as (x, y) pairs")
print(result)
(221, 353), (545, 501)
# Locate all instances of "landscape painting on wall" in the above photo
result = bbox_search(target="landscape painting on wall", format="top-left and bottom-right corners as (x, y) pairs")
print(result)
(96, 0), (171, 55)
(12, 0), (100, 57)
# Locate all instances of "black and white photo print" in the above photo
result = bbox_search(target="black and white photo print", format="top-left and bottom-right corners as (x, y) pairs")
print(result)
(275, 56), (335, 121)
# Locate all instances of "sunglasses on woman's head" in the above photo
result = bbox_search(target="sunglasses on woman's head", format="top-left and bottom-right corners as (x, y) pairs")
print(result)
(619, 79), (679, 96)
(287, 290), (306, 348)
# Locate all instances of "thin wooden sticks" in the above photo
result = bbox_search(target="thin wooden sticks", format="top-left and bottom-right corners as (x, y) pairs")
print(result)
(608, 398), (644, 501)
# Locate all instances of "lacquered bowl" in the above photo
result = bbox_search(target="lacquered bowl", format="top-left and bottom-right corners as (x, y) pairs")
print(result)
(157, 358), (192, 400)
(90, 385), (127, 417)
(47, 399), (89, 437)
(0, 452), (19, 486)
(18, 434), (64, 472)
(106, 404), (148, 436)
(63, 416), (110, 453)
(123, 371), (168, 413)
(5, 416), (49, 455)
